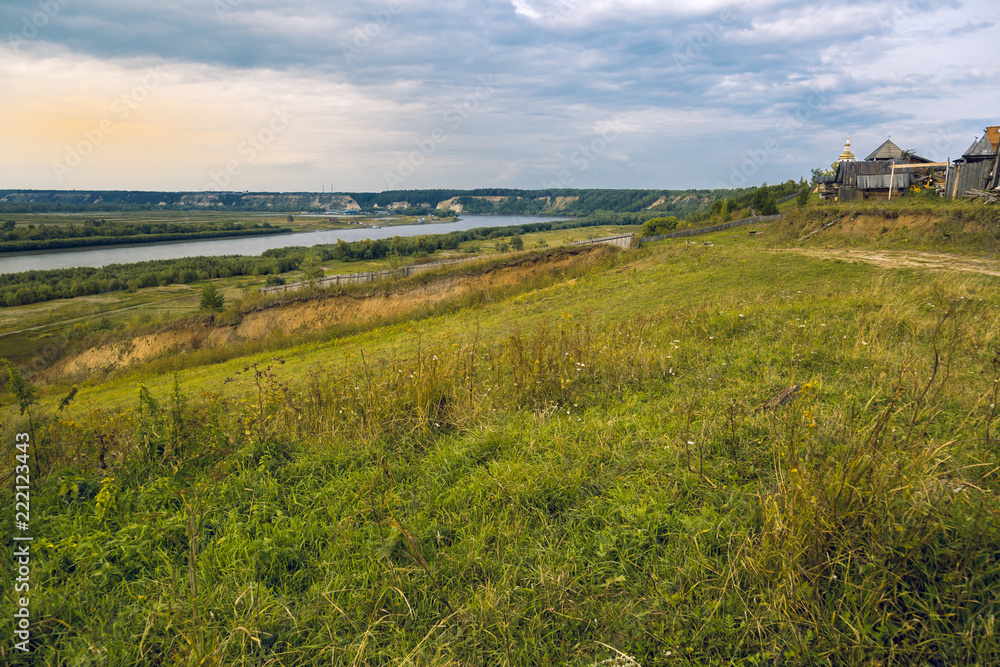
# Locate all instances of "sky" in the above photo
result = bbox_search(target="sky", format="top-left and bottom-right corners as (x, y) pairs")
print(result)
(1, 0), (997, 193)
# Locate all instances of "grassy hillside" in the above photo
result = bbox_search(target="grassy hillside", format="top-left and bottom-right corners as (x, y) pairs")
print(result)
(765, 199), (1000, 254)
(2, 218), (1000, 665)
(0, 224), (639, 376)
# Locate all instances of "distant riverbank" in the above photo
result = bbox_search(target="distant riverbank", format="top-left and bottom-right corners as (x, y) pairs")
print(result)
(0, 215), (571, 274)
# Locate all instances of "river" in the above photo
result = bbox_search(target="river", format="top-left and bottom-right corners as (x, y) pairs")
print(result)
(0, 215), (571, 274)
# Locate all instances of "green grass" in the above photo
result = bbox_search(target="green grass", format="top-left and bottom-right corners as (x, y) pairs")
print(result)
(2, 225), (1000, 665)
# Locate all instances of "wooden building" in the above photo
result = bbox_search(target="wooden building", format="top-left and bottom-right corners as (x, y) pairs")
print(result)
(945, 127), (1000, 198)
(824, 137), (944, 202)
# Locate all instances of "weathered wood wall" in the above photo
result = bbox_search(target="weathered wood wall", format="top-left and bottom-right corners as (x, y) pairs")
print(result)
(945, 160), (995, 199)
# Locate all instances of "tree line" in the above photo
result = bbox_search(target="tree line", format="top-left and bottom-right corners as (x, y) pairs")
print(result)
(356, 189), (719, 219)
(685, 179), (807, 224)
(0, 254), (302, 307)
(1, 187), (723, 216)
(0, 219), (287, 253)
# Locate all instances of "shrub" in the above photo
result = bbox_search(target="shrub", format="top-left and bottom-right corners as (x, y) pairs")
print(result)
(640, 216), (678, 237)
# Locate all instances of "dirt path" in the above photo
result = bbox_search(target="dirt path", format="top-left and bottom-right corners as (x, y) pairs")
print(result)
(0, 294), (190, 338)
(791, 248), (1000, 277)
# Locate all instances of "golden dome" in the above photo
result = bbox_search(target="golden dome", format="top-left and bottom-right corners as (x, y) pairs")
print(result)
(838, 135), (856, 161)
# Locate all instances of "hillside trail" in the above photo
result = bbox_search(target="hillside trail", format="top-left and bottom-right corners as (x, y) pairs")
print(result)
(788, 248), (1000, 278)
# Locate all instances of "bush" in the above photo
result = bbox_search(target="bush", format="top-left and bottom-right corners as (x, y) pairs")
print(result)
(640, 216), (678, 237)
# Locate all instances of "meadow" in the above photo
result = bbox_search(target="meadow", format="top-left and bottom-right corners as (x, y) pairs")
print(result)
(2, 205), (1000, 665)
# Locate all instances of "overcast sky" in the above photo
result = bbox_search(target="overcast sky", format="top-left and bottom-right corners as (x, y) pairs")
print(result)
(1, 0), (997, 192)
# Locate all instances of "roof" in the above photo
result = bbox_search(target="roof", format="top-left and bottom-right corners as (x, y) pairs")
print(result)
(865, 139), (905, 161)
(864, 138), (932, 163)
(962, 135), (997, 159)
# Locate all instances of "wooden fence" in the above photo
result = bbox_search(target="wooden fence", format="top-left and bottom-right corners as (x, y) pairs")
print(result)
(569, 233), (635, 249)
(260, 253), (493, 295)
(638, 213), (786, 245)
(259, 234), (635, 296)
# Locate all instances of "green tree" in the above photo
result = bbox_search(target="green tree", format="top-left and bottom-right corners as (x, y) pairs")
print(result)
(299, 249), (325, 284)
(710, 199), (731, 222)
(510, 235), (524, 251)
(199, 284), (225, 312)
(796, 187), (810, 206)
(287, 215), (295, 223)
(750, 188), (778, 216)
(811, 167), (834, 185)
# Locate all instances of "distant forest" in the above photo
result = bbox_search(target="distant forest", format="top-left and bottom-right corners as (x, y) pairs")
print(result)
(0, 187), (726, 218)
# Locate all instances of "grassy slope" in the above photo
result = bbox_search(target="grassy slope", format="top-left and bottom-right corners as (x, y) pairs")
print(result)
(3, 219), (1000, 665)
(0, 224), (638, 374)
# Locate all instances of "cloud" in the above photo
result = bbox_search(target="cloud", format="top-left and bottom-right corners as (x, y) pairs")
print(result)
(1, 0), (997, 190)
(949, 19), (995, 36)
